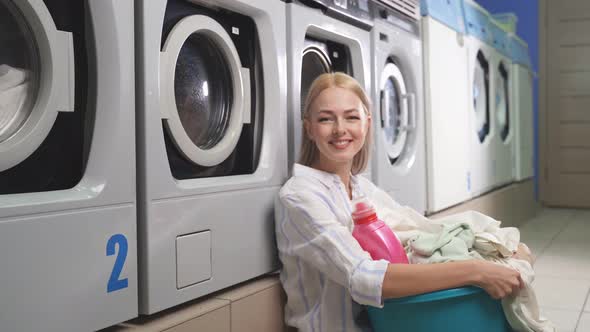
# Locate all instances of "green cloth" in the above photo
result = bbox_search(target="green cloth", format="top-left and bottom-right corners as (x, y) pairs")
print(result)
(407, 223), (482, 264)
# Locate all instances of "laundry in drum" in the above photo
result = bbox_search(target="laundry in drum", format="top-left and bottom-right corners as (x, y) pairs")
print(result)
(0, 64), (30, 130)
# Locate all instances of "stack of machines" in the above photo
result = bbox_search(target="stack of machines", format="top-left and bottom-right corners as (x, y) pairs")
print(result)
(0, 0), (535, 330)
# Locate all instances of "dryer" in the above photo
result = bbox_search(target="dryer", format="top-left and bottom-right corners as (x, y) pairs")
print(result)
(489, 16), (514, 188)
(136, 0), (287, 314)
(421, 0), (471, 213)
(463, 0), (496, 197)
(0, 1), (136, 331)
(286, 0), (373, 178)
(509, 34), (534, 181)
(371, 0), (426, 214)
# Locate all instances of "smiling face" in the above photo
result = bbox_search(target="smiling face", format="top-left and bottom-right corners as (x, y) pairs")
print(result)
(304, 86), (371, 173)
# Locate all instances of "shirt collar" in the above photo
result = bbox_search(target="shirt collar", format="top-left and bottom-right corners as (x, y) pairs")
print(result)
(292, 163), (361, 194)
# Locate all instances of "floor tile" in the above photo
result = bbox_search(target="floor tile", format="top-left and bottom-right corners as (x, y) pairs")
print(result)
(554, 219), (590, 244)
(535, 208), (578, 224)
(518, 209), (575, 246)
(576, 312), (590, 332)
(517, 209), (590, 331)
(534, 254), (590, 281)
(519, 234), (553, 257)
(571, 210), (590, 222)
(533, 276), (590, 311)
(542, 240), (590, 259)
(540, 307), (579, 332)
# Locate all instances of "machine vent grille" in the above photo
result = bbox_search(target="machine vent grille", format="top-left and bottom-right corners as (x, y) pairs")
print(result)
(378, 0), (420, 21)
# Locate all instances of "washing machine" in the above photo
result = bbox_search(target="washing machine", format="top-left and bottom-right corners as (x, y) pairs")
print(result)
(463, 0), (496, 197)
(371, 0), (426, 214)
(0, 1), (136, 331)
(421, 0), (471, 213)
(286, 0), (373, 178)
(136, 0), (287, 314)
(489, 16), (514, 188)
(509, 34), (534, 181)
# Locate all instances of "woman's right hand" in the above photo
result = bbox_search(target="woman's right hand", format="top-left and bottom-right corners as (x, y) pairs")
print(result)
(472, 260), (524, 299)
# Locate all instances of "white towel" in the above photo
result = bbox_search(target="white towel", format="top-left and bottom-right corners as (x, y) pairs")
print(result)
(0, 64), (30, 132)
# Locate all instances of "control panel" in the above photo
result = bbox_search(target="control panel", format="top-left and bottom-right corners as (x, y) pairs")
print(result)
(304, 0), (374, 30)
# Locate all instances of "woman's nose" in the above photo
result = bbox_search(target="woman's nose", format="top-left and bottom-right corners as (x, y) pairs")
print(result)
(332, 119), (345, 135)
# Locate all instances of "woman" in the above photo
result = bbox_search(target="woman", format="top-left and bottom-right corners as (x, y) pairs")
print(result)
(276, 72), (529, 331)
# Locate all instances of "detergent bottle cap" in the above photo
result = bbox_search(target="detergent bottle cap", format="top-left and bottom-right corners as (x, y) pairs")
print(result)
(351, 197), (378, 225)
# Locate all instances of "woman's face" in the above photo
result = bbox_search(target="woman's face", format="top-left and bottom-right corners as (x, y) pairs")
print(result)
(304, 86), (370, 169)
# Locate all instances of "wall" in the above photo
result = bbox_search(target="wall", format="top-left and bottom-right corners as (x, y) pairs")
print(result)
(476, 0), (540, 197)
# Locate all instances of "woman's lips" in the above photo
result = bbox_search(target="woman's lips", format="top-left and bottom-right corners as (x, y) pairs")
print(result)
(329, 139), (352, 149)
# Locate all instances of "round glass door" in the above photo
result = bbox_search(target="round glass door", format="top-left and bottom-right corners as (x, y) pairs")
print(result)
(301, 45), (331, 115)
(160, 15), (249, 167)
(0, 1), (40, 143)
(380, 62), (409, 163)
(473, 50), (490, 144)
(496, 62), (510, 142)
(0, 0), (74, 173)
(174, 33), (232, 150)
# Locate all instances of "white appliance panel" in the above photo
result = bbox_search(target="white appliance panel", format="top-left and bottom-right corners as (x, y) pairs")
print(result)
(0, 1), (137, 330)
(423, 17), (471, 213)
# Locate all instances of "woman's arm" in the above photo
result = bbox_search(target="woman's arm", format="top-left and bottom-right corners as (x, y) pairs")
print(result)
(277, 189), (389, 308)
(382, 260), (524, 300)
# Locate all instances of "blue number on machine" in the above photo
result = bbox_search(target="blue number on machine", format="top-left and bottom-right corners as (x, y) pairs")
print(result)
(106, 234), (129, 293)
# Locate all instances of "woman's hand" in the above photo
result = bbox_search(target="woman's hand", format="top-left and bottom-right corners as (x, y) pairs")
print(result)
(472, 260), (524, 299)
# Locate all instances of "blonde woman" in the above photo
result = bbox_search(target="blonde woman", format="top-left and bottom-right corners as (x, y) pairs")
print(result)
(276, 72), (528, 331)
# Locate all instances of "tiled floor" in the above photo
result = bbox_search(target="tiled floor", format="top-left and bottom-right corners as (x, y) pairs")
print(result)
(520, 208), (590, 332)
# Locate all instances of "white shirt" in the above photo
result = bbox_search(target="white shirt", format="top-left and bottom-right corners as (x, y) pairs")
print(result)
(275, 164), (401, 332)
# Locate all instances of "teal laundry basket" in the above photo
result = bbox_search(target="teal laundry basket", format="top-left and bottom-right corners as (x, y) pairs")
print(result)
(367, 287), (511, 332)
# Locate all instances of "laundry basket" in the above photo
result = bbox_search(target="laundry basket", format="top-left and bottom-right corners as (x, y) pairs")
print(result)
(367, 286), (511, 332)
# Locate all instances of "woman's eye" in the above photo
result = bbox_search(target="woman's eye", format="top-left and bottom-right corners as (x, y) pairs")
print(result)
(318, 117), (332, 122)
(348, 116), (361, 120)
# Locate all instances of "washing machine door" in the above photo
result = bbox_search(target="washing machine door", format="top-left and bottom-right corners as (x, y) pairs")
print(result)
(301, 41), (332, 114)
(379, 62), (413, 164)
(160, 15), (251, 167)
(473, 50), (490, 143)
(0, 0), (74, 172)
(496, 61), (510, 142)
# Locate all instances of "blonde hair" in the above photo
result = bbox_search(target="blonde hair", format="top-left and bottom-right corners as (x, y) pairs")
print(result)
(299, 72), (372, 175)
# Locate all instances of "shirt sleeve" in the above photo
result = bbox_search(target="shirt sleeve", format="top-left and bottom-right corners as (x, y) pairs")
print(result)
(278, 189), (388, 307)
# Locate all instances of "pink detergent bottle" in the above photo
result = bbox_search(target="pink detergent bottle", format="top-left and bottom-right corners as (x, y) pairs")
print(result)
(351, 197), (409, 264)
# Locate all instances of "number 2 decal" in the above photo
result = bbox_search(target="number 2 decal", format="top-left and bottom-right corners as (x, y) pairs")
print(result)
(106, 234), (129, 293)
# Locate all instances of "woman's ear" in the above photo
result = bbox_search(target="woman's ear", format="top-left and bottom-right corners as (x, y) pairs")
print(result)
(304, 118), (314, 141)
(365, 113), (372, 132)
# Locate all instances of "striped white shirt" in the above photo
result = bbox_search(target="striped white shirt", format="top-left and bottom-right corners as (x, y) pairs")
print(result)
(275, 164), (403, 332)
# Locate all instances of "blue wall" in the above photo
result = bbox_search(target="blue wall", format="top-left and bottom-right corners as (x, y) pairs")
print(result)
(476, 0), (540, 197)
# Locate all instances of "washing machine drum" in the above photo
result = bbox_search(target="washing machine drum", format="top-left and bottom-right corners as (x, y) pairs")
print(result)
(380, 62), (412, 163)
(496, 62), (510, 142)
(473, 50), (490, 144)
(160, 15), (251, 167)
(0, 0), (74, 172)
(300, 46), (331, 114)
